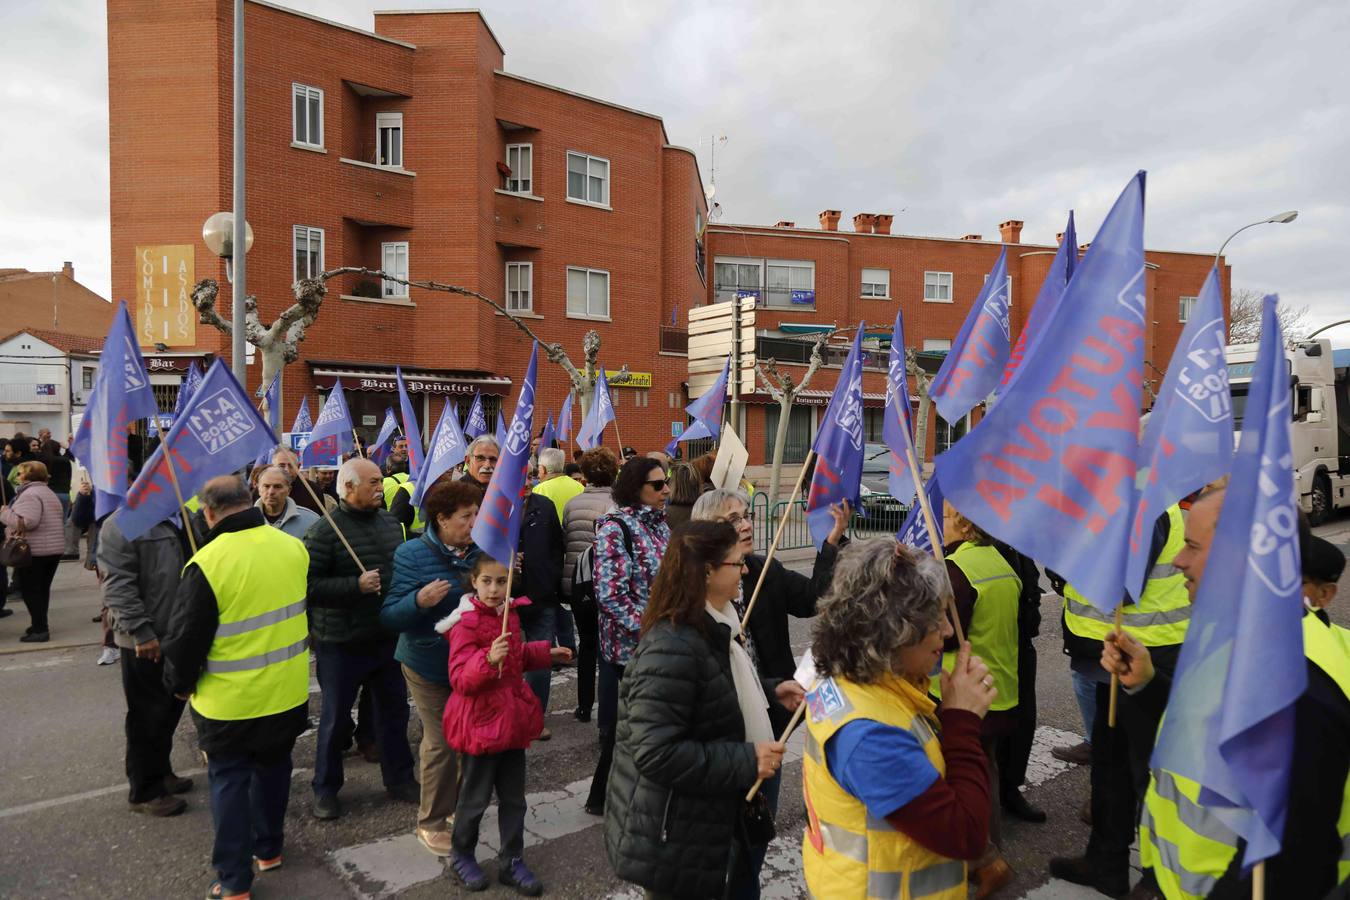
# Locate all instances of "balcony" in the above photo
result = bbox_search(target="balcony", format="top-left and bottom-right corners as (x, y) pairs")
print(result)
(338, 158), (415, 228)
(494, 189), (545, 249)
(0, 381), (64, 409)
(659, 326), (688, 355)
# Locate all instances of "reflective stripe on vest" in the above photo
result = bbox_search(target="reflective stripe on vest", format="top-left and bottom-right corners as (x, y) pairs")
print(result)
(187, 524), (310, 721)
(1303, 614), (1350, 883)
(1064, 505), (1190, 647)
(934, 542), (1021, 712)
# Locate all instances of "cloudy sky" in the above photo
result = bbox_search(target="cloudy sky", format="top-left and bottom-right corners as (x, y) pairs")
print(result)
(4, 0), (1348, 343)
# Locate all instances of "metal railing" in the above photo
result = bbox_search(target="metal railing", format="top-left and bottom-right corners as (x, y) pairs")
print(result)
(659, 326), (688, 354)
(747, 492), (910, 554)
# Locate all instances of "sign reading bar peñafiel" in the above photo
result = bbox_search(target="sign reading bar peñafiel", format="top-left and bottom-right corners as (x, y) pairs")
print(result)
(309, 368), (510, 397)
(604, 370), (652, 389)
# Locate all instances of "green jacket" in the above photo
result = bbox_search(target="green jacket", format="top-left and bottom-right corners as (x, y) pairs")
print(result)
(304, 501), (404, 644)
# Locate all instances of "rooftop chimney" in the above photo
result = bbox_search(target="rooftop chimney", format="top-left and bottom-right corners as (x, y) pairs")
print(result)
(61, 261), (74, 279)
(774, 220), (795, 228)
(852, 213), (876, 234)
(999, 220), (1024, 244)
(961, 233), (983, 241)
(874, 214), (893, 235)
(819, 209), (842, 231)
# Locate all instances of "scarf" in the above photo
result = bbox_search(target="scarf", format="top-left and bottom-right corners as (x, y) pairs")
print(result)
(706, 600), (774, 745)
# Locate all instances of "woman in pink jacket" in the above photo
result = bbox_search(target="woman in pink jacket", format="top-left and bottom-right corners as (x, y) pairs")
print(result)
(1, 461), (67, 642)
(435, 555), (572, 896)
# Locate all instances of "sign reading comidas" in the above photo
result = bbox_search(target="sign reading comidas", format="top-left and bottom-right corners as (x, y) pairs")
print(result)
(135, 245), (196, 347)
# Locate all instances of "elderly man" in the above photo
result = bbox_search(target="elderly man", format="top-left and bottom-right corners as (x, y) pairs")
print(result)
(461, 435), (498, 488)
(161, 476), (310, 900)
(255, 464), (319, 539)
(305, 457), (415, 820)
(533, 447), (582, 526)
(269, 447), (321, 517)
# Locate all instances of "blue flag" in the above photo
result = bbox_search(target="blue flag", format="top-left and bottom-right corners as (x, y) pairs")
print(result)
(1152, 295), (1304, 870)
(557, 391), (575, 444)
(495, 411), (508, 450)
(302, 379), (355, 467)
(71, 301), (162, 518)
(395, 367), (422, 479)
(173, 362), (204, 419)
(666, 358), (729, 455)
(251, 372), (282, 468)
(576, 367), (615, 450)
(929, 247), (1011, 425)
(934, 172), (1147, 613)
(464, 391), (488, 439)
(884, 311), (917, 505)
(540, 413), (556, 451)
(1125, 266), (1234, 598)
(805, 324), (866, 549)
(897, 474), (945, 553)
(472, 343), (539, 566)
(412, 397), (468, 507)
(291, 396), (313, 434)
(118, 361), (279, 541)
(1001, 212), (1077, 393)
(368, 407), (400, 466)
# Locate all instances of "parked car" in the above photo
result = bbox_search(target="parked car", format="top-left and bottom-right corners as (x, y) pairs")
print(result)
(855, 443), (908, 531)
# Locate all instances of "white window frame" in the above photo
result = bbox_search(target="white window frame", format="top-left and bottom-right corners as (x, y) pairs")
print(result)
(923, 338), (952, 352)
(566, 151), (610, 207)
(376, 112), (403, 168)
(505, 261), (533, 313)
(292, 83), (324, 149)
(566, 266), (610, 319)
(934, 412), (971, 455)
(983, 272), (1014, 305)
(1179, 295), (1196, 323)
(504, 144), (533, 194)
(381, 242), (409, 298)
(861, 267), (890, 299)
(763, 258), (816, 309)
(293, 226), (324, 281)
(923, 271), (953, 303)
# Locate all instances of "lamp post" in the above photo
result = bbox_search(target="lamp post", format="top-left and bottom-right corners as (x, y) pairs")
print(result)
(1307, 319), (1350, 339)
(1213, 211), (1298, 271)
(231, 0), (247, 381)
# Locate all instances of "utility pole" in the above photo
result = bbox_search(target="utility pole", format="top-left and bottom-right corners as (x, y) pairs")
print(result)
(230, 0), (247, 380)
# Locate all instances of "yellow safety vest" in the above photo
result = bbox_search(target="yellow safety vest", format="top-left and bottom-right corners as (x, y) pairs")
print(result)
(1064, 505), (1189, 647)
(382, 473), (423, 532)
(533, 474), (584, 526)
(186, 523), (310, 721)
(1139, 613), (1350, 899)
(932, 542), (1021, 712)
(802, 674), (967, 900)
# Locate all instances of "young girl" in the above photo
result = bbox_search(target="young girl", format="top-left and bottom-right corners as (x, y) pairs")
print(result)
(435, 555), (572, 895)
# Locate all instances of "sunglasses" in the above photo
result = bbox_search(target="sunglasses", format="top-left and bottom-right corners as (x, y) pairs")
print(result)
(645, 479), (669, 491)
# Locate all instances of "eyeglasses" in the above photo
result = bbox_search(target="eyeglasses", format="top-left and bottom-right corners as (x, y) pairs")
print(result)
(645, 479), (669, 491)
(718, 512), (754, 527)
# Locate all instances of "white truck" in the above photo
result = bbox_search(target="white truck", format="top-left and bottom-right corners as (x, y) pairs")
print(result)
(1225, 338), (1350, 524)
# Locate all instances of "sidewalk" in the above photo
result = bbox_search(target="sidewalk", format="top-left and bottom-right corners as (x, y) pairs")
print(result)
(0, 559), (106, 655)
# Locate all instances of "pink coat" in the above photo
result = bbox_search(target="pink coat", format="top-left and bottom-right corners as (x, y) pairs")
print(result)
(439, 595), (552, 756)
(1, 482), (65, 557)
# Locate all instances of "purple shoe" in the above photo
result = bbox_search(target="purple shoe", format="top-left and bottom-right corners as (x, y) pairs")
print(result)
(449, 852), (488, 892)
(499, 857), (543, 896)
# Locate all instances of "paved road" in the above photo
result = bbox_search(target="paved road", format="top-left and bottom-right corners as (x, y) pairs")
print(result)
(1, 516), (1346, 899)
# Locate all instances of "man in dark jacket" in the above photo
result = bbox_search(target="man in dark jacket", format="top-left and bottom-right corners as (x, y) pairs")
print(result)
(305, 457), (416, 820)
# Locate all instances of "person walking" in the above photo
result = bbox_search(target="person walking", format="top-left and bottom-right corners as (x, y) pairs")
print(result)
(584, 455), (671, 814)
(382, 479), (483, 857)
(1, 461), (65, 642)
(254, 464), (319, 539)
(561, 448), (618, 723)
(99, 507), (199, 817)
(306, 457), (417, 820)
(160, 476), (310, 900)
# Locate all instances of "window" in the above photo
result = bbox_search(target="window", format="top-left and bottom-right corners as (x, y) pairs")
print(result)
(1179, 295), (1196, 323)
(923, 339), (951, 352)
(566, 152), (609, 206)
(504, 144), (532, 193)
(861, 268), (890, 299)
(292, 83), (323, 148)
(376, 112), (403, 167)
(381, 242), (408, 297)
(765, 405), (813, 464)
(923, 271), (953, 302)
(566, 266), (609, 318)
(505, 262), (533, 312)
(714, 258), (763, 303)
(934, 412), (970, 455)
(863, 408), (886, 443)
(293, 226), (324, 280)
(765, 260), (816, 309)
(81, 368), (94, 390)
(756, 336), (812, 364)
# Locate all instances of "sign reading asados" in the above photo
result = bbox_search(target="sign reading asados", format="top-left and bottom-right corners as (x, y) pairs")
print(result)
(135, 245), (196, 348)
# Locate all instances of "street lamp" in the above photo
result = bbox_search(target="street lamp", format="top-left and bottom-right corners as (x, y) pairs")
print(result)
(202, 211), (253, 380)
(201, 212), (254, 283)
(1213, 210), (1298, 270)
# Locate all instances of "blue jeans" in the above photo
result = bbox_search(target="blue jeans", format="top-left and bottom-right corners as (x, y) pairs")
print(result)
(518, 603), (558, 712)
(207, 747), (293, 893)
(1071, 668), (1098, 742)
(312, 639), (414, 797)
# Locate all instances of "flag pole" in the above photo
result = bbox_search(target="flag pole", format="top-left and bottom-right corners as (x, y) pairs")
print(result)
(746, 701), (806, 802)
(739, 450), (815, 631)
(352, 429), (366, 459)
(162, 449), (199, 556)
(611, 415), (624, 454)
(897, 401), (965, 644)
(1252, 862), (1264, 900)
(497, 562), (517, 675)
(1108, 604), (1123, 727)
(296, 473), (367, 573)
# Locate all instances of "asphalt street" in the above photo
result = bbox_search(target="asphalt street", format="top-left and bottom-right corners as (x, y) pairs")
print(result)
(1, 514), (1347, 899)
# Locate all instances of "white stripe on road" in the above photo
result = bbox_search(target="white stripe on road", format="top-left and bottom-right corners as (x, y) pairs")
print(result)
(0, 768), (312, 821)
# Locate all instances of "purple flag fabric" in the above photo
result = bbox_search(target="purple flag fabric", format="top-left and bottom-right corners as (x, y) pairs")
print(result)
(464, 391), (488, 439)
(368, 407), (400, 466)
(897, 474), (945, 553)
(666, 357), (729, 455)
(1152, 295), (1304, 870)
(301, 379), (354, 467)
(1125, 266), (1233, 598)
(805, 324), (866, 549)
(930, 247), (1011, 425)
(291, 396), (313, 434)
(494, 411), (508, 450)
(540, 413), (556, 451)
(251, 372), (283, 468)
(883, 311), (917, 505)
(71, 301), (162, 518)
(412, 397), (468, 507)
(1001, 212), (1078, 393)
(934, 172), (1147, 613)
(472, 343), (539, 566)
(172, 362), (204, 419)
(118, 361), (278, 540)
(396, 367), (424, 479)
(576, 367), (614, 450)
(557, 391), (575, 444)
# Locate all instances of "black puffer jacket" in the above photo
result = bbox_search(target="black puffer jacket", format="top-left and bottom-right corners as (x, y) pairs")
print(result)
(605, 615), (759, 899)
(304, 501), (404, 643)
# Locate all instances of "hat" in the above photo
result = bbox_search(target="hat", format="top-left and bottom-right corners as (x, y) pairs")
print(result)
(1303, 535), (1346, 584)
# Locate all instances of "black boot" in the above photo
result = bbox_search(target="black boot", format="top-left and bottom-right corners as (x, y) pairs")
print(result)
(1001, 790), (1047, 823)
(1048, 856), (1128, 898)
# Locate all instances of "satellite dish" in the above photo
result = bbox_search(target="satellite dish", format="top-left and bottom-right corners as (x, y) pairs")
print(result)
(709, 201), (723, 221)
(705, 183), (717, 202)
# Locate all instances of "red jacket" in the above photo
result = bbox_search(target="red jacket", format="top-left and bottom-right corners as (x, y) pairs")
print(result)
(439, 595), (552, 756)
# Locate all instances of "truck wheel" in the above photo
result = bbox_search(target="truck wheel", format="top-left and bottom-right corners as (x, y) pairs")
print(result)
(1309, 474), (1331, 526)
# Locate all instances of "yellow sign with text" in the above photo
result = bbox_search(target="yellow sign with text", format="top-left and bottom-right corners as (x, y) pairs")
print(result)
(135, 245), (196, 347)
(605, 370), (652, 389)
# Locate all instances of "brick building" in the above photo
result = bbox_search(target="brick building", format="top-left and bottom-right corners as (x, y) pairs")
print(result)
(0, 263), (115, 340)
(107, 0), (1226, 474)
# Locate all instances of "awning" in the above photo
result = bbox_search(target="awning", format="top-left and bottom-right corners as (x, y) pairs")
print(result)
(740, 389), (890, 408)
(308, 362), (511, 396)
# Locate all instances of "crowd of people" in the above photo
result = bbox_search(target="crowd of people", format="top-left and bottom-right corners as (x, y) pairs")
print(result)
(2, 424), (1347, 900)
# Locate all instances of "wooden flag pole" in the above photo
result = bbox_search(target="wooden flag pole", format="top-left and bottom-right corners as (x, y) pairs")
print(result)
(611, 415), (624, 454)
(739, 450), (815, 631)
(352, 429), (366, 459)
(746, 701), (807, 802)
(162, 449), (199, 556)
(497, 562), (518, 675)
(1252, 862), (1264, 900)
(1108, 604), (1124, 727)
(896, 403), (965, 645)
(296, 473), (367, 573)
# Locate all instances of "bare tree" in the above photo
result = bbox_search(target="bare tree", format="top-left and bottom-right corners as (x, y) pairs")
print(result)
(907, 349), (936, 470)
(1228, 287), (1310, 344)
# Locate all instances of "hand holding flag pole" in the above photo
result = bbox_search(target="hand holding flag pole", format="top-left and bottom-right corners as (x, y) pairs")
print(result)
(746, 650), (818, 801)
(295, 474), (367, 574)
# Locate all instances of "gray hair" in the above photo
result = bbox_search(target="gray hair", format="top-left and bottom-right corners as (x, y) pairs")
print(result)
(468, 435), (499, 457)
(811, 538), (951, 684)
(337, 457), (377, 494)
(539, 447), (565, 475)
(691, 488), (750, 521)
(199, 475), (252, 512)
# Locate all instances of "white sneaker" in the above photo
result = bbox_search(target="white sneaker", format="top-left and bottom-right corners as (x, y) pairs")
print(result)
(97, 647), (120, 666)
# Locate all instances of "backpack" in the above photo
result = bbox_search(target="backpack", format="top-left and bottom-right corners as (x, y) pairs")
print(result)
(570, 514), (633, 602)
